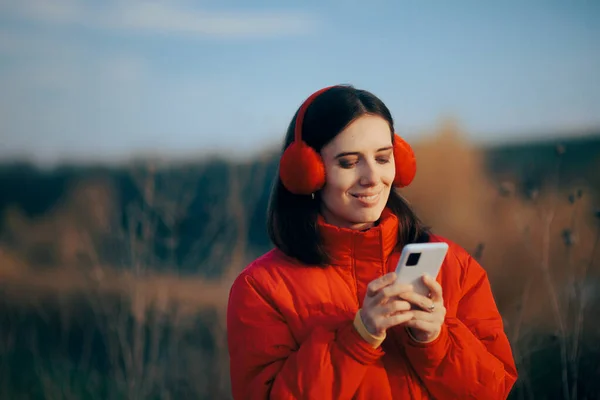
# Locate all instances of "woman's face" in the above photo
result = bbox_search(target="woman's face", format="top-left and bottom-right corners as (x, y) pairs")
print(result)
(319, 114), (395, 230)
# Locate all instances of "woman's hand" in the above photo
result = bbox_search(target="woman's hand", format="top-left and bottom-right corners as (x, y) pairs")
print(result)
(398, 274), (446, 343)
(360, 272), (415, 337)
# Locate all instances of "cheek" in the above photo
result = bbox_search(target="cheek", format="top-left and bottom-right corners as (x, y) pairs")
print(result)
(383, 163), (396, 184)
(321, 168), (355, 197)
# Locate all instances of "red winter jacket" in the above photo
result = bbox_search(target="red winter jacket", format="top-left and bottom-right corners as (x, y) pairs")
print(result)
(227, 208), (518, 399)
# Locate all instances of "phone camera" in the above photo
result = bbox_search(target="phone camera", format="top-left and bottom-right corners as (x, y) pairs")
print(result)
(406, 252), (421, 266)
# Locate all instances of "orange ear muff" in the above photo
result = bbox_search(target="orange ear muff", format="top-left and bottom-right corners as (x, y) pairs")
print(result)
(279, 86), (333, 195)
(279, 86), (417, 195)
(392, 133), (417, 188)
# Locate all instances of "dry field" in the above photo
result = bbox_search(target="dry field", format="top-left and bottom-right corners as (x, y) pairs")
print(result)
(1, 123), (598, 399)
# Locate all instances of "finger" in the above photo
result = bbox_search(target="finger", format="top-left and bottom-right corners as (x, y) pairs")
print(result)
(366, 272), (397, 296)
(410, 310), (440, 323)
(397, 291), (434, 311)
(373, 282), (414, 304)
(405, 319), (437, 333)
(379, 299), (412, 315)
(381, 311), (414, 330)
(422, 274), (444, 302)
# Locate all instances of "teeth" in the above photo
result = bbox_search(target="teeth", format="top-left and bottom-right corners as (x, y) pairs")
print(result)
(356, 194), (378, 201)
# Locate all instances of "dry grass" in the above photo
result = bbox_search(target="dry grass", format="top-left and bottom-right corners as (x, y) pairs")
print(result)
(0, 122), (598, 399)
(407, 122), (599, 327)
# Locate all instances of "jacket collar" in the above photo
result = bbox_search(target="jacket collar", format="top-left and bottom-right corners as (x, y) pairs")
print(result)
(317, 207), (399, 266)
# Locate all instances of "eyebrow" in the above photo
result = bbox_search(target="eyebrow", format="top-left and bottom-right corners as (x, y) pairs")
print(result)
(334, 146), (393, 159)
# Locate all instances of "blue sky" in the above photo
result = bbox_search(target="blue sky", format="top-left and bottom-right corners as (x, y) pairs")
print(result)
(0, 0), (598, 165)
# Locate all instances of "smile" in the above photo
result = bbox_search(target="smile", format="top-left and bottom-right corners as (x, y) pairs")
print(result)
(350, 191), (381, 205)
(352, 193), (379, 201)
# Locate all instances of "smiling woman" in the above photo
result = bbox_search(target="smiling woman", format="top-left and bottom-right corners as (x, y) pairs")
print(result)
(267, 85), (424, 265)
(226, 85), (518, 400)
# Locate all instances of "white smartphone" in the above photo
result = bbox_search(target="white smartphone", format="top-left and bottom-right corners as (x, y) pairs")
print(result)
(395, 242), (449, 297)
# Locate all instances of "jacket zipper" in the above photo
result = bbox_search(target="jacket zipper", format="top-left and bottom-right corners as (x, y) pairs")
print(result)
(351, 232), (360, 308)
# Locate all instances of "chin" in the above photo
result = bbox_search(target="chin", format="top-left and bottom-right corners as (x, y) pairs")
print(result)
(346, 206), (386, 228)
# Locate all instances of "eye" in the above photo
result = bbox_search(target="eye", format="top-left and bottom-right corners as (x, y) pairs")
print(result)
(376, 157), (391, 164)
(338, 159), (357, 169)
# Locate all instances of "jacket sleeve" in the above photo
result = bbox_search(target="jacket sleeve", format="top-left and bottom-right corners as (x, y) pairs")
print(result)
(226, 271), (385, 400)
(397, 253), (518, 399)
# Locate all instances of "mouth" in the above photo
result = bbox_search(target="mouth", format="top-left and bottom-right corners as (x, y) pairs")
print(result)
(350, 191), (381, 204)
(352, 193), (379, 200)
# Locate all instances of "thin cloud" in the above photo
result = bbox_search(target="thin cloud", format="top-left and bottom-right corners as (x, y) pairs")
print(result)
(1, 0), (84, 25)
(1, 0), (320, 38)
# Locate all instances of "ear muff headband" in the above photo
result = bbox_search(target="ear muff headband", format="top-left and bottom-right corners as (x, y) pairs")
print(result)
(279, 86), (416, 195)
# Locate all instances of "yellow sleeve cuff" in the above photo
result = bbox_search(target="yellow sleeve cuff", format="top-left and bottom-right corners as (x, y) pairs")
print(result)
(353, 310), (386, 348)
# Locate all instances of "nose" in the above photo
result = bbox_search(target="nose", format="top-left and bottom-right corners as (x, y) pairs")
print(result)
(359, 160), (379, 186)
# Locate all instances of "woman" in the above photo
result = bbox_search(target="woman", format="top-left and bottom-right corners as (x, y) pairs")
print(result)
(226, 85), (518, 399)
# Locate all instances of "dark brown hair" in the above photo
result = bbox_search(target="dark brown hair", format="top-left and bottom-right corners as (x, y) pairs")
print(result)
(267, 85), (430, 265)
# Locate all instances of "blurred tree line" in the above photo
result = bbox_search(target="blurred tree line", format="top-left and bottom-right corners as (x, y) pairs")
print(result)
(0, 132), (599, 399)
